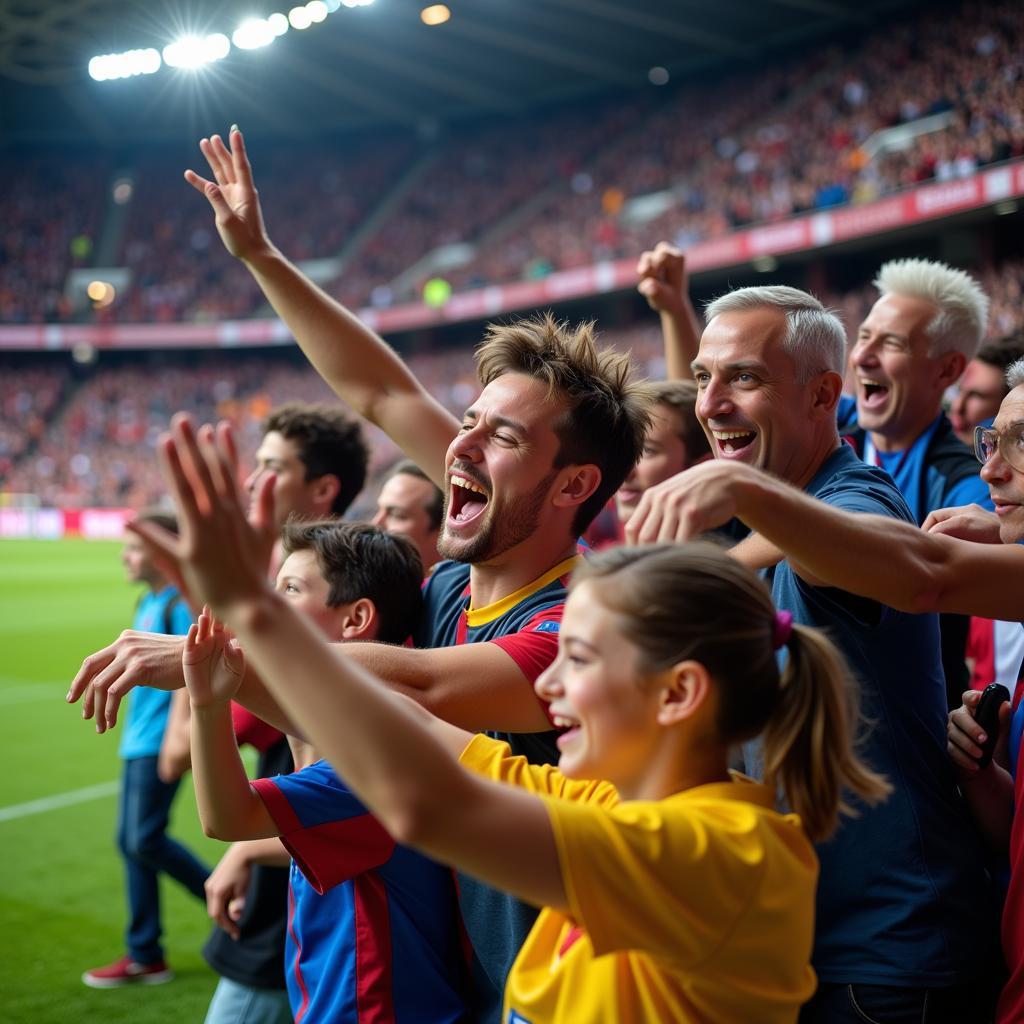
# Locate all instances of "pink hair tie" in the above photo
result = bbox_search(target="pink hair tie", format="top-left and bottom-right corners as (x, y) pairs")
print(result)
(772, 610), (793, 650)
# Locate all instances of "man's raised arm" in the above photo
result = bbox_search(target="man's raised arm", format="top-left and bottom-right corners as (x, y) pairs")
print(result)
(184, 128), (458, 487)
(636, 242), (703, 381)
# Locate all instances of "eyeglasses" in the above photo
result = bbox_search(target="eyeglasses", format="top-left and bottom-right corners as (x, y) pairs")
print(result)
(974, 424), (1024, 472)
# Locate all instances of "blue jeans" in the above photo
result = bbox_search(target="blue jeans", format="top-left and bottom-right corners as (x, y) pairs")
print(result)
(204, 977), (293, 1024)
(117, 756), (210, 963)
(800, 981), (984, 1024)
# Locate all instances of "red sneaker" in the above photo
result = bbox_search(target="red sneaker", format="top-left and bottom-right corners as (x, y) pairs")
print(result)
(82, 955), (174, 988)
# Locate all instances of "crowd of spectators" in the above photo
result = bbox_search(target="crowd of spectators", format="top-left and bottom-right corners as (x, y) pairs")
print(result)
(0, 153), (110, 324)
(3, 251), (1021, 512)
(1, 1), (1020, 326)
(110, 139), (418, 324)
(446, 0), (1024, 295)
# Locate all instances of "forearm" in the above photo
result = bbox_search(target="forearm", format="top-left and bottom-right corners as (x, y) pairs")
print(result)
(960, 766), (1014, 854)
(732, 475), (949, 612)
(190, 702), (274, 840)
(236, 664), (303, 738)
(661, 307), (701, 381)
(235, 836), (291, 868)
(340, 641), (553, 733)
(733, 475), (1024, 618)
(157, 689), (192, 781)
(226, 592), (479, 850)
(243, 249), (456, 486)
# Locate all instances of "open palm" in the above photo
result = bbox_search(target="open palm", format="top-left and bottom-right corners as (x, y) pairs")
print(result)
(183, 607), (246, 708)
(184, 128), (270, 262)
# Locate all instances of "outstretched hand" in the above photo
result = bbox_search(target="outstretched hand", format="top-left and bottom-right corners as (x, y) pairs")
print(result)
(626, 460), (750, 545)
(184, 128), (272, 263)
(127, 414), (277, 621)
(183, 607), (245, 708)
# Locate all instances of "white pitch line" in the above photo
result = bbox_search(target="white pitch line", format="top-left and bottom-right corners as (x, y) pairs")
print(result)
(0, 780), (119, 823)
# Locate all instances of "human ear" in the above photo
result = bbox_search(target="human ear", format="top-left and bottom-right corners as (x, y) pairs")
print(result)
(810, 370), (843, 419)
(937, 351), (967, 389)
(551, 464), (602, 510)
(657, 660), (712, 727)
(311, 473), (341, 511)
(338, 598), (377, 640)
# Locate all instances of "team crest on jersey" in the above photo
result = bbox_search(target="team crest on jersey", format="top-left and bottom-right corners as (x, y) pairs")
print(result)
(533, 620), (560, 634)
(508, 1012), (533, 1024)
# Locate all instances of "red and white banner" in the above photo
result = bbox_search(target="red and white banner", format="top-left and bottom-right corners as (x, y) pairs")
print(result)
(2, 159), (1022, 352)
(0, 507), (132, 540)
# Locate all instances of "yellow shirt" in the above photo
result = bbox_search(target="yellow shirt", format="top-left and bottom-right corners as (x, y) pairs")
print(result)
(459, 734), (818, 1024)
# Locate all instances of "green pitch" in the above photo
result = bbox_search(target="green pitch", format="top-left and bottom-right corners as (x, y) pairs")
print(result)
(0, 539), (234, 1023)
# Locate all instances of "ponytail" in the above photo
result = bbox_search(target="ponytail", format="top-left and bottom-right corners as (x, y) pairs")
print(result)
(762, 624), (892, 843)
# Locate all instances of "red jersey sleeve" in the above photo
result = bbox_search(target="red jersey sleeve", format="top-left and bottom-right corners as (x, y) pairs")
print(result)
(231, 703), (285, 753)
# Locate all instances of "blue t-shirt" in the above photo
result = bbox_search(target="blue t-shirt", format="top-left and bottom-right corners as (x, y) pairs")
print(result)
(837, 398), (991, 523)
(119, 586), (192, 760)
(749, 444), (992, 985)
(413, 556), (574, 1023)
(253, 760), (469, 1024)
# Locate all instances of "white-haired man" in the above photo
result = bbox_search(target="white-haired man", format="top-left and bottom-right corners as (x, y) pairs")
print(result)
(843, 258), (991, 520)
(840, 258), (992, 701)
(632, 284), (993, 1023)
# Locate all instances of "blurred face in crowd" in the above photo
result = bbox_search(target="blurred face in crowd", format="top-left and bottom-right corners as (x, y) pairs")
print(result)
(851, 293), (964, 450)
(950, 358), (1006, 445)
(121, 532), (162, 588)
(693, 307), (831, 486)
(616, 404), (695, 523)
(373, 472), (441, 570)
(979, 385), (1024, 544)
(439, 372), (571, 565)
(245, 431), (337, 528)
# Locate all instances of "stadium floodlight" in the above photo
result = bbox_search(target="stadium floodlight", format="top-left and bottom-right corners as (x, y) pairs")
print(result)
(306, 1), (329, 22)
(421, 5), (451, 26)
(268, 12), (289, 35)
(88, 48), (161, 81)
(289, 5), (312, 29)
(233, 18), (276, 49)
(163, 33), (231, 69)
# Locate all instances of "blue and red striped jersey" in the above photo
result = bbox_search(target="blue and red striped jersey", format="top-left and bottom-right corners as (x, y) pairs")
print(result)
(253, 760), (469, 1024)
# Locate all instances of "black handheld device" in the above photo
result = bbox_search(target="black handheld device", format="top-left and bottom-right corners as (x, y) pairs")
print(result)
(974, 682), (1011, 769)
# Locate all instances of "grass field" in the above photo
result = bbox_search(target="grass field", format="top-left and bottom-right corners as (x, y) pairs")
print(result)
(0, 539), (232, 1023)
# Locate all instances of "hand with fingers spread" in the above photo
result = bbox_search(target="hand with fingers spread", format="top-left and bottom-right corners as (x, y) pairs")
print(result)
(923, 503), (1002, 545)
(184, 128), (273, 264)
(183, 607), (245, 709)
(636, 242), (689, 317)
(128, 415), (277, 620)
(626, 460), (754, 545)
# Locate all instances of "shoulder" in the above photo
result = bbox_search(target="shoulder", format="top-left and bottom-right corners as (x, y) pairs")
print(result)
(811, 446), (914, 521)
(421, 560), (470, 607)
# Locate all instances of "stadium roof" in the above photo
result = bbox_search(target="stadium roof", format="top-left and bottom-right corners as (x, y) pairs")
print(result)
(1, 0), (926, 146)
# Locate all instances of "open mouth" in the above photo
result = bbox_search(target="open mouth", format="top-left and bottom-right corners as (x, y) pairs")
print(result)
(859, 378), (890, 410)
(711, 429), (757, 457)
(448, 473), (490, 526)
(550, 711), (581, 747)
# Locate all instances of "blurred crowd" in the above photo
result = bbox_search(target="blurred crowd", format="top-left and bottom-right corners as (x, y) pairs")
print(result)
(4, 252), (1022, 511)
(1, 1), (1020, 325)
